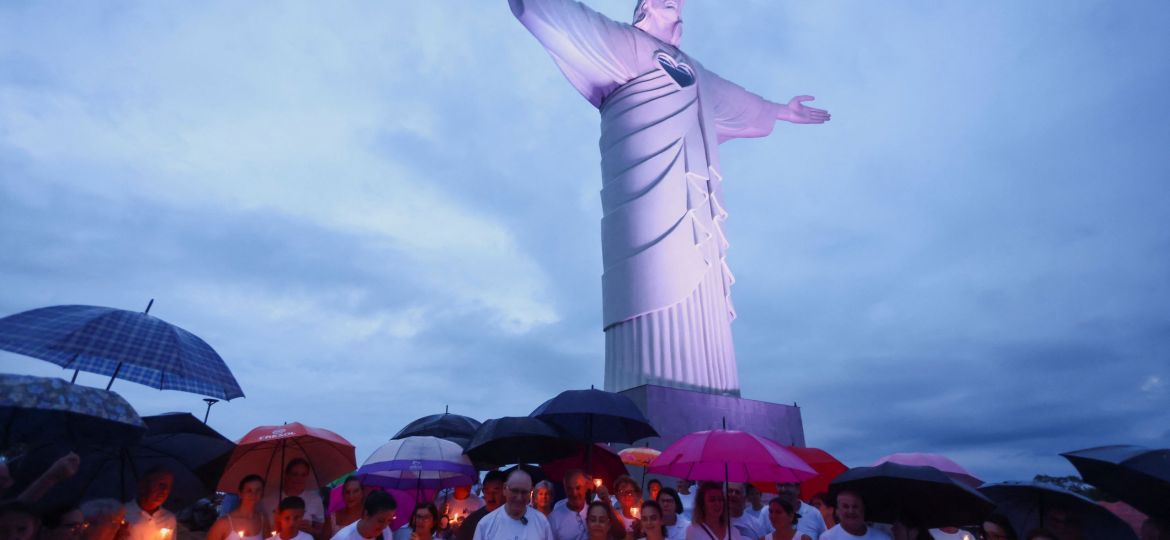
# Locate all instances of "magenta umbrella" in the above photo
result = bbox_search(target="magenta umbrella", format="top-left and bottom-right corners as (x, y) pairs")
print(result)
(872, 452), (983, 488)
(647, 430), (816, 483)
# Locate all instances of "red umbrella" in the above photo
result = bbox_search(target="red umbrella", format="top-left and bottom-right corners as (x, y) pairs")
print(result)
(872, 452), (982, 488)
(217, 422), (356, 500)
(782, 447), (848, 501)
(648, 430), (816, 484)
(542, 444), (628, 489)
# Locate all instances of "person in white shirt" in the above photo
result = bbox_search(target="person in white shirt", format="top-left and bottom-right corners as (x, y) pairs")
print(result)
(685, 482), (748, 540)
(124, 468), (177, 540)
(743, 486), (765, 525)
(549, 470), (589, 540)
(761, 484), (825, 540)
(727, 484), (767, 540)
(471, 470), (553, 540)
(926, 528), (971, 540)
(264, 460), (326, 540)
(330, 491), (397, 540)
(820, 491), (890, 540)
(436, 486), (485, 526)
(275, 497), (316, 540)
(675, 481), (695, 522)
(763, 499), (810, 540)
(655, 488), (690, 540)
(636, 501), (668, 540)
(208, 475), (271, 540)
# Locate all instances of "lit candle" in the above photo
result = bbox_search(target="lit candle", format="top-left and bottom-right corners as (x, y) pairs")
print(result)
(238, 531), (246, 539)
(159, 528), (172, 538)
(593, 479), (602, 488)
(630, 508), (639, 519)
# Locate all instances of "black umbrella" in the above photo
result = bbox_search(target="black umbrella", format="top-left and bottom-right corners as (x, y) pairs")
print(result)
(464, 417), (579, 469)
(393, 408), (481, 449)
(0, 373), (146, 449)
(1062, 445), (1170, 520)
(979, 482), (1138, 540)
(35, 412), (236, 510)
(829, 462), (994, 529)
(529, 388), (657, 444)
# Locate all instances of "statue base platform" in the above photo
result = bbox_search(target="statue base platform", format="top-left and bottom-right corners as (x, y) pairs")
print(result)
(617, 384), (806, 449)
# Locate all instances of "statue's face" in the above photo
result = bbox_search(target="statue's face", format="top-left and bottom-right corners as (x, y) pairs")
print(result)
(638, 0), (685, 43)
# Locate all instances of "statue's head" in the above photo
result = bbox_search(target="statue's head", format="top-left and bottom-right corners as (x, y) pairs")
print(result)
(633, 0), (684, 45)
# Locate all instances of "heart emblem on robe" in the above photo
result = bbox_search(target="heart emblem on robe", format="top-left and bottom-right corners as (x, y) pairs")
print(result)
(655, 51), (695, 88)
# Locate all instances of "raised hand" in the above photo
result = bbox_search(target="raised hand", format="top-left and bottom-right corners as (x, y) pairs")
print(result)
(780, 95), (831, 124)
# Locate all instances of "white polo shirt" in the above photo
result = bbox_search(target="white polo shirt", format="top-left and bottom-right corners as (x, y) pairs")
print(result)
(547, 499), (587, 540)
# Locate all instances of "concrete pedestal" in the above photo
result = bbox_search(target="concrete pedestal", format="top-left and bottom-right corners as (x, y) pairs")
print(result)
(618, 384), (805, 449)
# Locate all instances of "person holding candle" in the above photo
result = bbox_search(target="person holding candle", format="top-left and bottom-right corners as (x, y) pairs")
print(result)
(263, 461), (325, 540)
(274, 497), (314, 540)
(209, 475), (271, 540)
(124, 467), (177, 540)
(455, 471), (506, 540)
(435, 486), (482, 531)
(654, 489), (688, 540)
(611, 477), (642, 534)
(79, 499), (125, 540)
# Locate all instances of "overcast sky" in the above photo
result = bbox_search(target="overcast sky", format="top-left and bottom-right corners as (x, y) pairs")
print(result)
(2, 0), (1168, 484)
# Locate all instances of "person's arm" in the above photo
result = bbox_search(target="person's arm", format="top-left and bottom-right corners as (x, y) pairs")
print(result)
(509, 0), (641, 107)
(207, 518), (228, 540)
(704, 68), (831, 145)
(17, 452), (80, 503)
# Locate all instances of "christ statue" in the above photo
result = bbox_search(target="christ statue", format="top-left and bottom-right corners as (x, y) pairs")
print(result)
(511, 0), (830, 396)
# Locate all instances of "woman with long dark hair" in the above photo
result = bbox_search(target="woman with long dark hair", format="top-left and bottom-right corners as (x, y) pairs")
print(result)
(685, 483), (746, 540)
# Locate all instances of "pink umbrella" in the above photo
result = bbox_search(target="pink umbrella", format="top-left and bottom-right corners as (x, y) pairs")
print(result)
(872, 452), (983, 488)
(647, 430), (816, 483)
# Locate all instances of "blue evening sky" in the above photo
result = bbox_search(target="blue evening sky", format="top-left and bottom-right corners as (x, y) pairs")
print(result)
(2, 1), (1168, 483)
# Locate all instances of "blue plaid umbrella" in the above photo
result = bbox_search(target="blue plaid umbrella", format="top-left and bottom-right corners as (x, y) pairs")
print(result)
(0, 302), (244, 400)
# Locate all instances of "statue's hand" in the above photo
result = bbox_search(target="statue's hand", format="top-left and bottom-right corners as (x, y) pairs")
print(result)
(779, 95), (830, 124)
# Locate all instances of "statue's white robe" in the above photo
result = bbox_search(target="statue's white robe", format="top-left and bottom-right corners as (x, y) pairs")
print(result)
(513, 0), (783, 395)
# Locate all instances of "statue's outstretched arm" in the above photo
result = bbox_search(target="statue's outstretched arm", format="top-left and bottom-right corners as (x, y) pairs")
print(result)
(778, 95), (831, 124)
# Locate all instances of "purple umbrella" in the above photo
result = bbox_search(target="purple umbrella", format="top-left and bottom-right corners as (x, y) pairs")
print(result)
(355, 436), (477, 492)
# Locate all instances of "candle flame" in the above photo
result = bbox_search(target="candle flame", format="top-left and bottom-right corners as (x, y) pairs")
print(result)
(159, 528), (171, 538)
(593, 479), (602, 488)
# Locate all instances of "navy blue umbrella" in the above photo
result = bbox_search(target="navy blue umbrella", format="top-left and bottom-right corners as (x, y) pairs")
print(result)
(530, 388), (658, 444)
(35, 412), (236, 511)
(0, 302), (244, 400)
(0, 373), (146, 449)
(829, 462), (994, 528)
(464, 416), (579, 468)
(979, 481), (1138, 540)
(393, 409), (481, 449)
(1062, 445), (1170, 520)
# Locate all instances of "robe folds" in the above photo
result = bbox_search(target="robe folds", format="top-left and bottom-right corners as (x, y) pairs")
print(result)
(513, 0), (783, 395)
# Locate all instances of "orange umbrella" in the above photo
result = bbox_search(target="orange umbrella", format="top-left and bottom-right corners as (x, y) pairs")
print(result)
(619, 447), (661, 468)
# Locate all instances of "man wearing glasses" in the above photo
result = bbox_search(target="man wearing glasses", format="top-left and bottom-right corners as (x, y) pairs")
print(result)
(472, 471), (553, 540)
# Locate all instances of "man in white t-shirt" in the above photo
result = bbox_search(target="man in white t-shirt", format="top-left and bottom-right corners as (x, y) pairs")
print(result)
(927, 528), (972, 540)
(675, 480), (695, 521)
(437, 486), (485, 525)
(330, 491), (397, 540)
(472, 470), (553, 540)
(548, 470), (589, 540)
(124, 468), (178, 540)
(728, 483), (768, 540)
(820, 490), (890, 540)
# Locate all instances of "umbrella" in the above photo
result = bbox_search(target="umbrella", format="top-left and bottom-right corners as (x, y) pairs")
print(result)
(647, 430), (816, 484)
(784, 446), (847, 501)
(38, 412), (234, 510)
(979, 482), (1138, 540)
(0, 373), (146, 449)
(464, 417), (579, 469)
(873, 452), (983, 488)
(217, 422), (356, 501)
(542, 444), (628, 489)
(619, 447), (661, 468)
(356, 436), (477, 492)
(1062, 445), (1170, 520)
(829, 462), (993, 529)
(0, 303), (244, 400)
(393, 409), (481, 449)
(530, 388), (658, 444)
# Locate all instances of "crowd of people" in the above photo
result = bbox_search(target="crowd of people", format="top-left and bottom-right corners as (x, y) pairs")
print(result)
(1, 452), (1167, 540)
